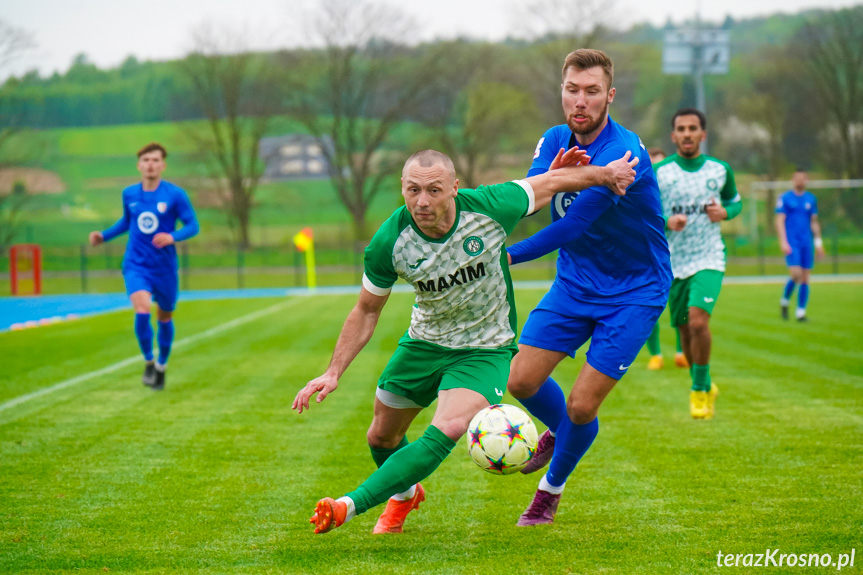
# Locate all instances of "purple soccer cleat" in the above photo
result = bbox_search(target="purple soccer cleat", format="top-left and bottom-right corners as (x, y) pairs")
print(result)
(520, 429), (555, 474)
(516, 489), (561, 526)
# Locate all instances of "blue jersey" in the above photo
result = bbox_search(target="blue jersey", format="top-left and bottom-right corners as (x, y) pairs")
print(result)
(102, 180), (199, 276)
(514, 118), (671, 306)
(776, 190), (817, 246)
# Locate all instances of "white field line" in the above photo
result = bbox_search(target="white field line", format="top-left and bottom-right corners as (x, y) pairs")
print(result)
(0, 299), (299, 414)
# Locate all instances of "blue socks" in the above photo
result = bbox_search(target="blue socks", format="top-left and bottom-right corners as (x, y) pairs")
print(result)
(798, 283), (809, 310)
(135, 313), (154, 362)
(518, 378), (600, 489)
(135, 314), (174, 364)
(157, 320), (174, 365)
(783, 279), (796, 301)
(546, 416), (599, 487)
(516, 377), (567, 432)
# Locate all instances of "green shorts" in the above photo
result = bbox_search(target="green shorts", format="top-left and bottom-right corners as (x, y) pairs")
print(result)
(669, 269), (724, 327)
(377, 338), (515, 408)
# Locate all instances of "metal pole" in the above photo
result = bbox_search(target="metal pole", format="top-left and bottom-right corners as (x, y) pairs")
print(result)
(80, 245), (88, 293)
(694, 7), (708, 155)
(181, 242), (190, 290)
(237, 247), (244, 289)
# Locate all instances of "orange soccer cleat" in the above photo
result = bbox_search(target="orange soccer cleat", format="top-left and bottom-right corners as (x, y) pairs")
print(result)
(310, 497), (347, 534)
(372, 484), (426, 534)
(674, 352), (690, 368)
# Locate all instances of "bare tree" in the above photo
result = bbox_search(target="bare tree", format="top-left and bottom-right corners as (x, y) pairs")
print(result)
(798, 7), (863, 180)
(283, 0), (443, 241)
(178, 23), (280, 248)
(0, 20), (36, 250)
(510, 0), (617, 126)
(427, 44), (541, 188)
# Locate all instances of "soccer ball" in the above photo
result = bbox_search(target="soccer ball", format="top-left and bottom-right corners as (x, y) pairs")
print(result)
(467, 404), (538, 475)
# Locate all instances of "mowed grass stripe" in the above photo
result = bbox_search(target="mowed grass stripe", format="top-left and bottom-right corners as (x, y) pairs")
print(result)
(1, 293), (421, 571)
(1, 285), (861, 574)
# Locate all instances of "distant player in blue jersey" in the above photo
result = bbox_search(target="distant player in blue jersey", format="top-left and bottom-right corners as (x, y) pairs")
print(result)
(89, 143), (199, 390)
(504, 49), (672, 525)
(775, 168), (824, 322)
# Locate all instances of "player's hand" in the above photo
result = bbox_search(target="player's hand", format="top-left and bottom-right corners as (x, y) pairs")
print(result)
(152, 233), (175, 248)
(706, 198), (727, 222)
(780, 240), (793, 255)
(668, 214), (687, 231)
(550, 147), (591, 170)
(815, 244), (825, 259)
(89, 231), (104, 246)
(292, 373), (339, 414)
(606, 151), (638, 196)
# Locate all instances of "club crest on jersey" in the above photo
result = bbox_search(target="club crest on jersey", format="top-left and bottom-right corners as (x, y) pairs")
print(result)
(553, 192), (579, 218)
(707, 179), (719, 191)
(157, 202), (167, 213)
(138, 211), (159, 234)
(463, 236), (484, 256)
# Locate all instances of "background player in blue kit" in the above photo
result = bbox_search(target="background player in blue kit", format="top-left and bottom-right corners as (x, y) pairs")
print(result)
(504, 49), (672, 525)
(775, 168), (824, 322)
(89, 143), (199, 390)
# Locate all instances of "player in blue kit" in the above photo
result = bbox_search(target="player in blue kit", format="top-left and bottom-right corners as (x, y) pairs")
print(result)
(89, 143), (199, 390)
(504, 49), (672, 525)
(775, 168), (824, 322)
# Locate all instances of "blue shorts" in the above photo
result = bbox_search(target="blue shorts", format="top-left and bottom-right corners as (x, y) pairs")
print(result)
(519, 287), (663, 380)
(123, 268), (179, 311)
(786, 243), (814, 269)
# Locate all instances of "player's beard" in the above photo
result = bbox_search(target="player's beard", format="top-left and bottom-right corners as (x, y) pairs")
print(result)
(567, 99), (610, 136)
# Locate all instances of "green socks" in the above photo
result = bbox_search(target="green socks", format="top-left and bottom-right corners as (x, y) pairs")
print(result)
(370, 435), (408, 468)
(675, 328), (683, 354)
(646, 323), (661, 356)
(347, 425), (456, 515)
(691, 363), (711, 392)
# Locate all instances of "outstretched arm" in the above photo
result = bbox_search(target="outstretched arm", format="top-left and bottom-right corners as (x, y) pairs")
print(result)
(508, 189), (615, 264)
(292, 287), (389, 413)
(93, 203), (132, 245)
(526, 149), (638, 214)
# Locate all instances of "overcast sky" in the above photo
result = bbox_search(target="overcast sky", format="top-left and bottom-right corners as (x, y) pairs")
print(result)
(1, 0), (859, 78)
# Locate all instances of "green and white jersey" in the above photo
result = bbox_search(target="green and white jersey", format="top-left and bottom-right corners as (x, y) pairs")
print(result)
(363, 181), (535, 350)
(654, 154), (741, 279)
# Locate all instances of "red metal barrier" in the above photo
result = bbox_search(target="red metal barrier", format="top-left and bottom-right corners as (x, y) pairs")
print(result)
(9, 244), (42, 295)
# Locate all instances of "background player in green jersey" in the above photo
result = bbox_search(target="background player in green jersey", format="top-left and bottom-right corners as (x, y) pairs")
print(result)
(293, 147), (638, 535)
(643, 147), (687, 371)
(654, 109), (743, 419)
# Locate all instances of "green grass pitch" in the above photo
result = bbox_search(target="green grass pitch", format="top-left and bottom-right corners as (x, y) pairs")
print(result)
(1, 283), (861, 574)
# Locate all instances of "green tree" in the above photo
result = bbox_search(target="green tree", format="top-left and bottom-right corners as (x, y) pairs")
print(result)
(0, 19), (35, 250)
(797, 7), (863, 180)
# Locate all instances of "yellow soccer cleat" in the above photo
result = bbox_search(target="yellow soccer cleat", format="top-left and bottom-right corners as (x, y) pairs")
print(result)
(706, 383), (719, 419)
(647, 355), (664, 370)
(372, 483), (425, 534)
(674, 352), (690, 368)
(690, 390), (710, 419)
(310, 497), (347, 534)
